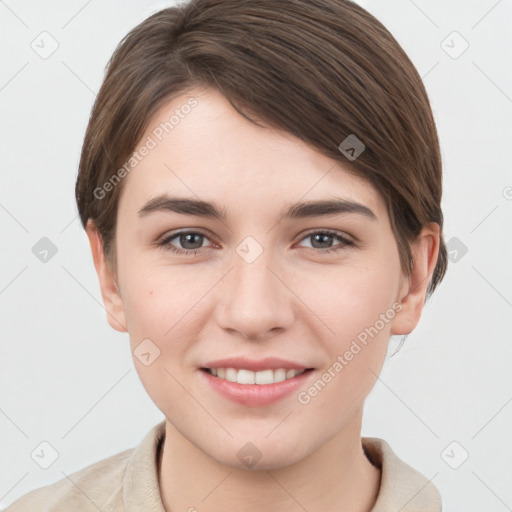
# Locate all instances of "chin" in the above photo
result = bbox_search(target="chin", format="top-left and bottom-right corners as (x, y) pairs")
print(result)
(205, 434), (310, 471)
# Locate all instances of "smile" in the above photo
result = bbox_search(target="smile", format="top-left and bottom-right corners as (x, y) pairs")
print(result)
(202, 367), (308, 385)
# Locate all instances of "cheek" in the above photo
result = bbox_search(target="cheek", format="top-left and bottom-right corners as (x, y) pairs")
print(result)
(116, 236), (193, 328)
(302, 261), (400, 400)
(118, 265), (205, 415)
(300, 292), (395, 428)
(118, 257), (217, 376)
(308, 260), (400, 341)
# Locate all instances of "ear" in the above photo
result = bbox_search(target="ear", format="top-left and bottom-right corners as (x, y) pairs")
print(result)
(390, 223), (440, 335)
(85, 220), (128, 333)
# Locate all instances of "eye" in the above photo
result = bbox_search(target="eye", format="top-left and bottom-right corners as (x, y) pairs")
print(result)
(157, 231), (213, 255)
(156, 229), (354, 256)
(296, 230), (354, 254)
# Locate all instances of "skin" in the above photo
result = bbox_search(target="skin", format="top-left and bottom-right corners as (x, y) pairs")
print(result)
(86, 86), (440, 512)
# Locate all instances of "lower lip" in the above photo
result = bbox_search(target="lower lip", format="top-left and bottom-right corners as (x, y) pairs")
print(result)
(200, 369), (314, 407)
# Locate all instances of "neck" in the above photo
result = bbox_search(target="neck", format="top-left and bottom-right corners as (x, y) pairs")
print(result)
(158, 413), (381, 512)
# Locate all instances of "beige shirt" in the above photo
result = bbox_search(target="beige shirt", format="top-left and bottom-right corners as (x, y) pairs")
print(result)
(4, 421), (441, 511)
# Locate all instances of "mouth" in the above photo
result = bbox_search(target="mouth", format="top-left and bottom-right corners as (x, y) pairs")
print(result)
(200, 367), (314, 385)
(198, 357), (316, 406)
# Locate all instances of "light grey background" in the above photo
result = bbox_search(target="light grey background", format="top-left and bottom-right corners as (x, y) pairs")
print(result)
(1, 0), (511, 510)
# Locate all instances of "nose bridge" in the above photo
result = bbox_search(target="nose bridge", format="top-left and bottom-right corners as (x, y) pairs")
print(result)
(216, 236), (294, 340)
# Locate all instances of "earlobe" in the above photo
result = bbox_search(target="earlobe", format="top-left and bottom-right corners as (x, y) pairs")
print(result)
(390, 224), (440, 336)
(85, 220), (128, 333)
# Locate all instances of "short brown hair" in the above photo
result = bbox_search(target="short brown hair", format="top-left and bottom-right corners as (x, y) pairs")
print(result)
(75, 0), (447, 297)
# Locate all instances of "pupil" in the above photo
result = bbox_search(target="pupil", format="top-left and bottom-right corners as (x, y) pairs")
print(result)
(313, 233), (332, 248)
(181, 233), (202, 249)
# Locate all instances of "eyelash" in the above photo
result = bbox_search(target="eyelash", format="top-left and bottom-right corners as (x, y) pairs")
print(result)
(156, 229), (355, 256)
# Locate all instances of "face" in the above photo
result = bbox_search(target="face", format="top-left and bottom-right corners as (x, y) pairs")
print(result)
(90, 87), (432, 470)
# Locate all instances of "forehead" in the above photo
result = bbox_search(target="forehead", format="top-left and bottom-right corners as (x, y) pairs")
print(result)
(117, 87), (386, 220)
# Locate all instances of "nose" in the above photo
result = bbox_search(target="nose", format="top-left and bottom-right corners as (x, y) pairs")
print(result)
(215, 244), (295, 342)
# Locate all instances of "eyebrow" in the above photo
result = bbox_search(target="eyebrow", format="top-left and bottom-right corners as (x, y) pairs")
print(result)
(137, 194), (377, 222)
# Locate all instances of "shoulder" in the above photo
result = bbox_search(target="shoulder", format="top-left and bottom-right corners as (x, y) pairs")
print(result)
(3, 448), (133, 512)
(4, 421), (166, 512)
(362, 437), (442, 512)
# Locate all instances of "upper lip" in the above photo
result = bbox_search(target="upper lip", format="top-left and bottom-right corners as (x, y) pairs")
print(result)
(201, 357), (312, 372)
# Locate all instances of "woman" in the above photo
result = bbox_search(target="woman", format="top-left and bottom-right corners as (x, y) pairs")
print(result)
(6, 0), (447, 510)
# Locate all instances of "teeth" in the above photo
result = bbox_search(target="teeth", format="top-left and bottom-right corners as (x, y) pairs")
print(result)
(286, 369), (296, 379)
(207, 367), (306, 385)
(255, 369), (273, 384)
(238, 369), (255, 384)
(273, 368), (286, 383)
(225, 368), (237, 382)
